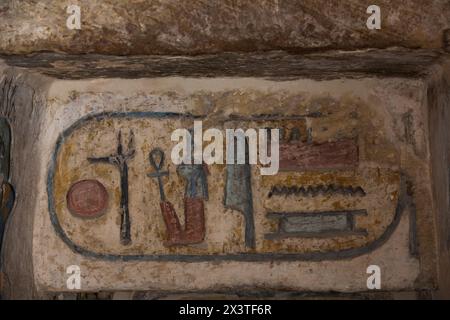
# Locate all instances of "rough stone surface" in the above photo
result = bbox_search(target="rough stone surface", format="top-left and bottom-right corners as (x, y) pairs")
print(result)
(427, 61), (450, 299)
(0, 49), (449, 299)
(0, 0), (449, 55)
(0, 49), (443, 80)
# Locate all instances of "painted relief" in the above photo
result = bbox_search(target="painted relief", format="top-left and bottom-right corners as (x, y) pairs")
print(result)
(48, 106), (408, 261)
(87, 130), (136, 245)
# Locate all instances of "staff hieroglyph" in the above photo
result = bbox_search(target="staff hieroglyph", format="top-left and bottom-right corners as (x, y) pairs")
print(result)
(88, 130), (135, 245)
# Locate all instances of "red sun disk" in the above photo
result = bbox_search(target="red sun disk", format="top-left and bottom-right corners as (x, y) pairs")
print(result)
(66, 179), (109, 218)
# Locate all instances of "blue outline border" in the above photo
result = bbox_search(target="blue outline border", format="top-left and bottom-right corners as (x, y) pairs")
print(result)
(47, 111), (408, 262)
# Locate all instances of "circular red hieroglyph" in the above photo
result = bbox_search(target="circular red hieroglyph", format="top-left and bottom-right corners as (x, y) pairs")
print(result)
(66, 179), (109, 218)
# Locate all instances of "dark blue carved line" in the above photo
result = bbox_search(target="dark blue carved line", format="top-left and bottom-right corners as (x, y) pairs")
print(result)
(47, 111), (409, 262)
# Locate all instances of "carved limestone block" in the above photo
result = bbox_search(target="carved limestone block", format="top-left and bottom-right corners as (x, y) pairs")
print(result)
(0, 49), (449, 298)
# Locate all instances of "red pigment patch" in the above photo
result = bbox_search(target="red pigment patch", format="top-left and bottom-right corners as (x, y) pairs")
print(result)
(66, 180), (108, 218)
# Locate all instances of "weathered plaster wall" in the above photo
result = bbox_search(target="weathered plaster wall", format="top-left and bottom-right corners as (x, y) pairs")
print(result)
(0, 50), (446, 298)
(427, 59), (450, 299)
(0, 0), (449, 55)
(34, 77), (422, 294)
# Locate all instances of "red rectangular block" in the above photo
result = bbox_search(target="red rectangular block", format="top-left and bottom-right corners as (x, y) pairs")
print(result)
(279, 139), (358, 171)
